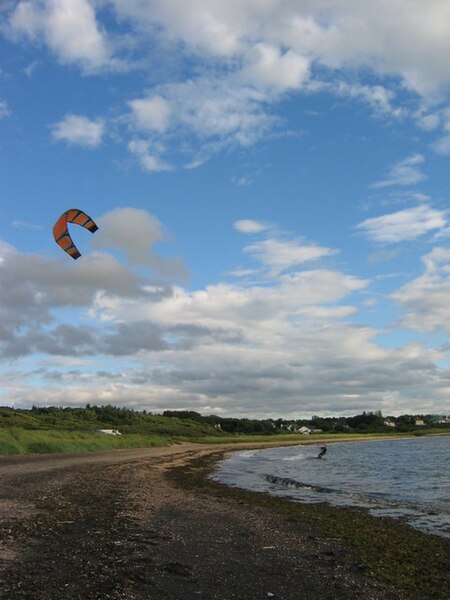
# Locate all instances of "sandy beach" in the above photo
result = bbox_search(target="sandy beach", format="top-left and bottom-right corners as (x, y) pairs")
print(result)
(0, 441), (445, 599)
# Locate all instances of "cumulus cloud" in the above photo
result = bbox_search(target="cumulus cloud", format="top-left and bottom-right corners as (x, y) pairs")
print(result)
(239, 44), (310, 91)
(51, 114), (104, 148)
(9, 0), (113, 72)
(3, 214), (450, 416)
(392, 247), (450, 333)
(356, 205), (447, 243)
(109, 0), (450, 97)
(7, 1), (450, 168)
(0, 242), (166, 358)
(92, 207), (187, 277)
(112, 4), (448, 166)
(128, 96), (172, 133)
(137, 78), (276, 148)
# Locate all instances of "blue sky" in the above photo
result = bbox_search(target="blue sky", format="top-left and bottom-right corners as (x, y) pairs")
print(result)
(1, 1), (450, 418)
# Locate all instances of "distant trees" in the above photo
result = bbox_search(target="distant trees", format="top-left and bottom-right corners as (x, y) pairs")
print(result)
(1, 406), (448, 436)
(346, 411), (386, 432)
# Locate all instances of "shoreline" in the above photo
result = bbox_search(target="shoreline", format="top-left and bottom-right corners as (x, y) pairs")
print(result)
(0, 440), (448, 599)
(166, 440), (450, 600)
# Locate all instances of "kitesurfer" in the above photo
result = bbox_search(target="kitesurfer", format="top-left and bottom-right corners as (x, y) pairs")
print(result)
(317, 444), (327, 459)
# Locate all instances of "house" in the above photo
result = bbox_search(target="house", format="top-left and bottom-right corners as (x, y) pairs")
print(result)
(384, 419), (396, 428)
(429, 415), (450, 424)
(298, 426), (311, 435)
(280, 420), (299, 432)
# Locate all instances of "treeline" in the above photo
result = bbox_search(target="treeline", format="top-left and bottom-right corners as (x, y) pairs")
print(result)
(162, 410), (450, 434)
(0, 405), (216, 438)
(1, 405), (448, 436)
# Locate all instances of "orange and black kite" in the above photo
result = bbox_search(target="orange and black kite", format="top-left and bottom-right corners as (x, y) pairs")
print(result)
(53, 209), (98, 259)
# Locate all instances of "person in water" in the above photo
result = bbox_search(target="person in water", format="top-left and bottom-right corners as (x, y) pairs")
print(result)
(317, 444), (327, 459)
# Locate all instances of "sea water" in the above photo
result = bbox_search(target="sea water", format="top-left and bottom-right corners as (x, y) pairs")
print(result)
(211, 436), (450, 538)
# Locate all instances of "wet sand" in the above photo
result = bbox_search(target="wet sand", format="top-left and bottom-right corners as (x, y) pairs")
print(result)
(0, 442), (423, 598)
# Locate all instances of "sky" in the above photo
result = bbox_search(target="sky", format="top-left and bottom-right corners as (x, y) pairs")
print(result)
(1, 1), (450, 419)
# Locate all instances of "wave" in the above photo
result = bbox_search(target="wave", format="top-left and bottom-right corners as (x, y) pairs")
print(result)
(265, 474), (340, 495)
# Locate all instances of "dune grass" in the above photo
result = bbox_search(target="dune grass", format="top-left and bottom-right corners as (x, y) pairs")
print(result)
(0, 424), (446, 456)
(0, 427), (170, 455)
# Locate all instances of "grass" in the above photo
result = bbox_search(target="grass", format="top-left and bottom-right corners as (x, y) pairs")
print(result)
(168, 450), (450, 600)
(0, 427), (170, 455)
(0, 427), (447, 455)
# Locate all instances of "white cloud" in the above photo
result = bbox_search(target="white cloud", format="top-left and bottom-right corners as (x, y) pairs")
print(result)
(356, 205), (447, 243)
(234, 220), (268, 234)
(372, 154), (426, 189)
(163, 79), (275, 146)
(432, 134), (450, 156)
(239, 44), (310, 91)
(51, 114), (104, 148)
(9, 0), (112, 72)
(333, 81), (403, 118)
(128, 96), (172, 133)
(8, 1), (450, 168)
(244, 238), (338, 274)
(92, 207), (186, 277)
(128, 139), (172, 172)
(108, 0), (450, 97)
(3, 221), (450, 416)
(392, 247), (450, 333)
(125, 78), (278, 170)
(416, 112), (440, 131)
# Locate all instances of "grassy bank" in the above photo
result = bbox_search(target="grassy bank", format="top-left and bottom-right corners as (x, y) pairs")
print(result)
(0, 426), (447, 455)
(0, 427), (170, 455)
(167, 450), (450, 600)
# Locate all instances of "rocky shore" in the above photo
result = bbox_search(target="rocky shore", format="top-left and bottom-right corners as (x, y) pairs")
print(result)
(0, 443), (447, 599)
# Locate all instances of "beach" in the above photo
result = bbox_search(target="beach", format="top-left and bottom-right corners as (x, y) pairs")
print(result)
(0, 441), (447, 599)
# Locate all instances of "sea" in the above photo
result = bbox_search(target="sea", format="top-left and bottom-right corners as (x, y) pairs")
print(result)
(211, 436), (450, 538)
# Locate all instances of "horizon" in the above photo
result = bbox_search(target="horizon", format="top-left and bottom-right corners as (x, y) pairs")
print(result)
(1, 2), (450, 419)
(4, 404), (448, 422)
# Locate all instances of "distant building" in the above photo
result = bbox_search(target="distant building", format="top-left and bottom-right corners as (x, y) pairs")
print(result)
(298, 426), (310, 435)
(280, 420), (299, 432)
(384, 419), (396, 428)
(429, 415), (450, 424)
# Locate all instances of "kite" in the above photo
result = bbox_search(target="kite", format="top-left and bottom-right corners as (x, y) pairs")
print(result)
(53, 208), (98, 259)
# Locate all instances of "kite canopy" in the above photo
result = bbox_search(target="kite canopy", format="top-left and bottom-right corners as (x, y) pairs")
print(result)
(53, 208), (98, 259)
